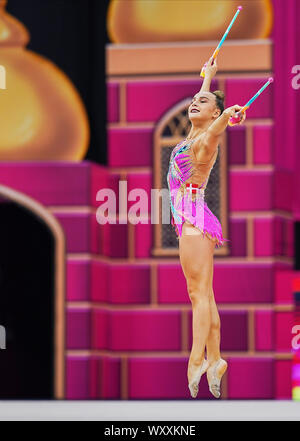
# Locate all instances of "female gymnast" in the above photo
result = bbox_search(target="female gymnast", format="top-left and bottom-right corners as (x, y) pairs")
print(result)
(167, 56), (246, 399)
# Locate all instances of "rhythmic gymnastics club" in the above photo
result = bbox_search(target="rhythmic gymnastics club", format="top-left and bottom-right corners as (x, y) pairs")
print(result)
(228, 77), (274, 126)
(200, 5), (243, 78)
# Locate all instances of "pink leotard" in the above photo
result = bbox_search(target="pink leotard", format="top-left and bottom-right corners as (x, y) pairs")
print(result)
(167, 137), (230, 248)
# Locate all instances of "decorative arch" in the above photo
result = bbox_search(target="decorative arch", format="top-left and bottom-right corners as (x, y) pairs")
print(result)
(0, 184), (65, 398)
(153, 98), (229, 256)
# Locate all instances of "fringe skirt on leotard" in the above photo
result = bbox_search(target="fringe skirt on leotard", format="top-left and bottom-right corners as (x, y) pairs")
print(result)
(169, 186), (230, 248)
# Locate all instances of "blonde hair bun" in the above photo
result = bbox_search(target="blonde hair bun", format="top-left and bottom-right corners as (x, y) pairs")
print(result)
(212, 90), (225, 101)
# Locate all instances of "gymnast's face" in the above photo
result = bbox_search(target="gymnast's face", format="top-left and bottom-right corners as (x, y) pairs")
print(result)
(188, 91), (220, 123)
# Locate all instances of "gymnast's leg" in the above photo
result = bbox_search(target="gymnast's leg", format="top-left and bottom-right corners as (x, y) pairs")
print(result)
(205, 255), (228, 398)
(205, 258), (221, 363)
(179, 222), (215, 391)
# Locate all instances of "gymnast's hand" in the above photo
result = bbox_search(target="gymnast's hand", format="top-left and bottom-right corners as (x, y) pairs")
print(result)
(204, 56), (218, 78)
(223, 104), (247, 125)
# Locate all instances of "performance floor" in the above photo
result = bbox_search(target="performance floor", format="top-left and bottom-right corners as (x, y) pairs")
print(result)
(0, 400), (299, 421)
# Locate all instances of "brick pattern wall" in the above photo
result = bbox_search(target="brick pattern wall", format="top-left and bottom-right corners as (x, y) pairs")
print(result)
(2, 44), (295, 398)
(0, 68), (293, 398)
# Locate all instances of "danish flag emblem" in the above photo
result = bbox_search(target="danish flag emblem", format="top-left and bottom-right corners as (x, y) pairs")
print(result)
(186, 183), (199, 195)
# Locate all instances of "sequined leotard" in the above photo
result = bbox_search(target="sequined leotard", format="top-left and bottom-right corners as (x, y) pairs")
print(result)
(167, 136), (229, 248)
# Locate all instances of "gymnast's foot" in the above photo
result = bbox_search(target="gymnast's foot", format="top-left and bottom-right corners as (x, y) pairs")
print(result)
(188, 358), (209, 398)
(206, 358), (228, 398)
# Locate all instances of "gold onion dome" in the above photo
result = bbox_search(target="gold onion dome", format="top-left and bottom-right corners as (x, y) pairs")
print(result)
(0, 0), (90, 160)
(107, 0), (273, 43)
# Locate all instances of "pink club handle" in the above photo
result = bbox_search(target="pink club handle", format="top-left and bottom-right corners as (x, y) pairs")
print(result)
(228, 111), (243, 126)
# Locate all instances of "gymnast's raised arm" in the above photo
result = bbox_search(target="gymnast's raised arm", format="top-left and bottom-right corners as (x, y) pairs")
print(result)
(201, 103), (245, 156)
